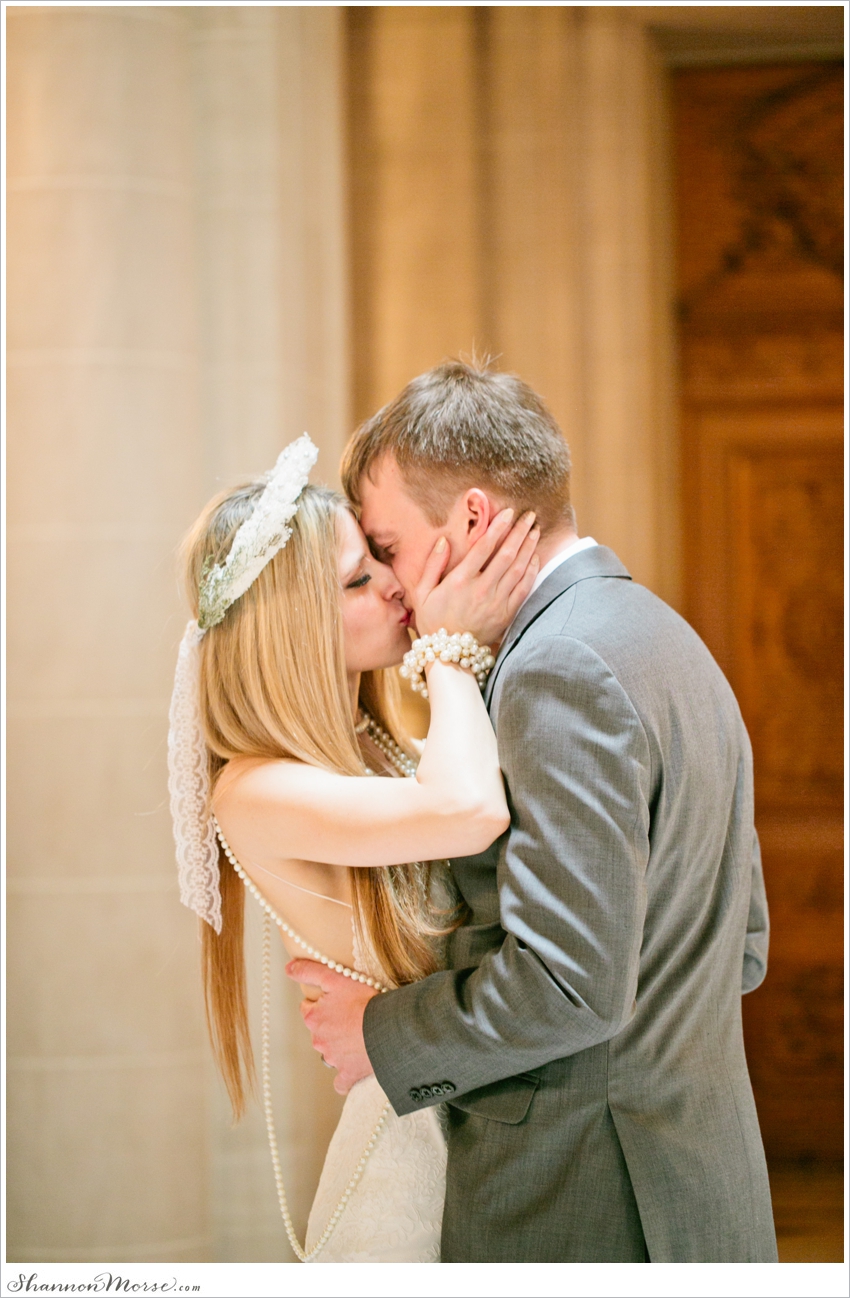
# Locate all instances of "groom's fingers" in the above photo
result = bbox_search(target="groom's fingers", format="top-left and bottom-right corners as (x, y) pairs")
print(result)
(286, 957), (350, 994)
(415, 533), (451, 603)
(485, 514), (538, 587)
(458, 507), (516, 576)
(495, 524), (540, 598)
(504, 553), (540, 621)
(468, 509), (535, 582)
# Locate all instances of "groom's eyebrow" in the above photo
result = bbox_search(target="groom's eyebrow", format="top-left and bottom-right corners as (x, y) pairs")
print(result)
(367, 530), (397, 551)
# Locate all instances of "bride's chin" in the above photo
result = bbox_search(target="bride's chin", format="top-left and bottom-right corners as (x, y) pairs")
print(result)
(371, 641), (408, 672)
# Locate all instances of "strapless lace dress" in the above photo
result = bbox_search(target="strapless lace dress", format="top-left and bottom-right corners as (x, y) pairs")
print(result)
(304, 925), (446, 1262)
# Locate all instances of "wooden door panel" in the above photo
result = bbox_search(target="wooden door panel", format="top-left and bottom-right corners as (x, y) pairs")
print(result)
(684, 406), (842, 679)
(685, 410), (843, 1159)
(743, 959), (844, 1161)
(729, 446), (843, 807)
(674, 62), (843, 1161)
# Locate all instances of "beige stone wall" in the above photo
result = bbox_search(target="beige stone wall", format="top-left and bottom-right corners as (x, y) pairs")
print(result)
(6, 4), (346, 1264)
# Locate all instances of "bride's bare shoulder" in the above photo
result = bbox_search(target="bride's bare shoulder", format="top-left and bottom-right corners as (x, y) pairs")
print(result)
(213, 754), (305, 810)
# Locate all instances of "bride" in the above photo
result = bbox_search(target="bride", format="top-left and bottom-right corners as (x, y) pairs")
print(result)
(168, 434), (539, 1263)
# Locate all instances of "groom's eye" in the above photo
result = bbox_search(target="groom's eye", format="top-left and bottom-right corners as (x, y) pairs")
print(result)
(368, 538), (393, 563)
(346, 573), (371, 589)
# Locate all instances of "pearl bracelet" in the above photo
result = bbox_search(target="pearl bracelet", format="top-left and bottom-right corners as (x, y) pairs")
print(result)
(400, 628), (495, 700)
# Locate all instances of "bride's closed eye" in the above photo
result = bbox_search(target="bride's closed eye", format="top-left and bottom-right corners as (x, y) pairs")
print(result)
(346, 572), (371, 590)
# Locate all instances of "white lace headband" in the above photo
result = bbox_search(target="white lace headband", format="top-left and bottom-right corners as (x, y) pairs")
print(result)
(168, 433), (319, 931)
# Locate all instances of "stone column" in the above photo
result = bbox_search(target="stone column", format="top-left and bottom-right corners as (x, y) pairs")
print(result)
(483, 6), (679, 603)
(6, 5), (210, 1262)
(190, 5), (349, 493)
(7, 3), (350, 1264)
(189, 6), (347, 1260)
(574, 7), (680, 606)
(347, 5), (483, 420)
(482, 7), (586, 521)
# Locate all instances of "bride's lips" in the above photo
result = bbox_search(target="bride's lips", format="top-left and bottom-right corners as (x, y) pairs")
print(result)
(400, 609), (413, 627)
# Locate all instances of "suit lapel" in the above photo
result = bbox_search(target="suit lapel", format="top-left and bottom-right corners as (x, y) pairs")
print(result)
(484, 545), (632, 706)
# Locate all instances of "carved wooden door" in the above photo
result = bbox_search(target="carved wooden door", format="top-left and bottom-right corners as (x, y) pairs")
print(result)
(674, 62), (843, 1161)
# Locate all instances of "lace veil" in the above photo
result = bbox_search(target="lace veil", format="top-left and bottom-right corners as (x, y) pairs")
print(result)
(167, 434), (318, 931)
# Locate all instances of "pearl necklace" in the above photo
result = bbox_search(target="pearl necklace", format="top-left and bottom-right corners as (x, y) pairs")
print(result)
(356, 711), (419, 779)
(211, 723), (416, 1262)
(216, 824), (390, 992)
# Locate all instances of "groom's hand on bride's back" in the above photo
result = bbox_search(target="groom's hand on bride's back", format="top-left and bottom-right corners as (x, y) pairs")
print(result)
(285, 959), (378, 1095)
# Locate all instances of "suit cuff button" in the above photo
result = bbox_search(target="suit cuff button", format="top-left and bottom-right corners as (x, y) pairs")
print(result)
(440, 1081), (456, 1094)
(409, 1088), (421, 1103)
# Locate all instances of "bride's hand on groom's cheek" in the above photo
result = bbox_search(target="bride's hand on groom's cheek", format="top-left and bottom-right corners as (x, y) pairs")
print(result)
(413, 508), (540, 646)
(285, 959), (378, 1095)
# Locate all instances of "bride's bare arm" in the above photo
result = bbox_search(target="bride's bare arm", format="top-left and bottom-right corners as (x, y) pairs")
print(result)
(214, 661), (507, 867)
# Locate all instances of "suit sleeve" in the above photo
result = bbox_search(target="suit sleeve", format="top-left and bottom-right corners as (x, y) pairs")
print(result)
(364, 636), (652, 1116)
(742, 830), (769, 994)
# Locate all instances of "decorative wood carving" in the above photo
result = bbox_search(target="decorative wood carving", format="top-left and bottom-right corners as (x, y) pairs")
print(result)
(676, 62), (843, 333)
(683, 331), (844, 402)
(731, 65), (843, 280)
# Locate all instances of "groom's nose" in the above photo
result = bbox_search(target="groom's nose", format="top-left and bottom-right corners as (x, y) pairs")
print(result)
(391, 562), (417, 605)
(379, 565), (405, 601)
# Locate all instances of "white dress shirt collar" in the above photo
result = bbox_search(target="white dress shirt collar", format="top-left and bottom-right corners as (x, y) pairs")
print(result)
(529, 535), (597, 597)
(504, 536), (598, 638)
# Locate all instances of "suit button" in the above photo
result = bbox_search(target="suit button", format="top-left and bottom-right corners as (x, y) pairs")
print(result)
(420, 1085), (433, 1098)
(440, 1081), (456, 1094)
(409, 1088), (421, 1102)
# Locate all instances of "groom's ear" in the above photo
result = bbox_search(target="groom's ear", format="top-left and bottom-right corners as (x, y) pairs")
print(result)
(461, 488), (496, 542)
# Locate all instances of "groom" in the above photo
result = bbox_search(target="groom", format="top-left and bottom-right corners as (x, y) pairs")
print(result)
(288, 360), (777, 1262)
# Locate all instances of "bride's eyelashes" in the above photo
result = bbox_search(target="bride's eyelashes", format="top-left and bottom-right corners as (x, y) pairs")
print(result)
(346, 572), (372, 590)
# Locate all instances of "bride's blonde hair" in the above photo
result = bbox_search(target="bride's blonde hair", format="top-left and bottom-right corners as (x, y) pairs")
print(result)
(181, 481), (452, 1119)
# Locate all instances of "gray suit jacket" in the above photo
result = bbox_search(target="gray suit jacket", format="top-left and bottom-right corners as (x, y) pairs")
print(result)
(364, 546), (776, 1262)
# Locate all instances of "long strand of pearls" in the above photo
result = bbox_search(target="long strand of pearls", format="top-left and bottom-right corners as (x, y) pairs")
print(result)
(215, 823), (390, 992)
(400, 629), (495, 700)
(260, 910), (389, 1262)
(213, 721), (417, 1262)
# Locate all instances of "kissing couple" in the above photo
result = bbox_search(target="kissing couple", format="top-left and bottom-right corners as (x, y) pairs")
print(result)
(168, 360), (777, 1263)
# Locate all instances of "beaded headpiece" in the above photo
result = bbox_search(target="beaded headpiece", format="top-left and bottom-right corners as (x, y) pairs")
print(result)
(167, 433), (319, 931)
(198, 434), (318, 629)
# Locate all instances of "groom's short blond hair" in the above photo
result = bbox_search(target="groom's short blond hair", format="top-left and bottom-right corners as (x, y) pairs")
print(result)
(341, 360), (575, 535)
